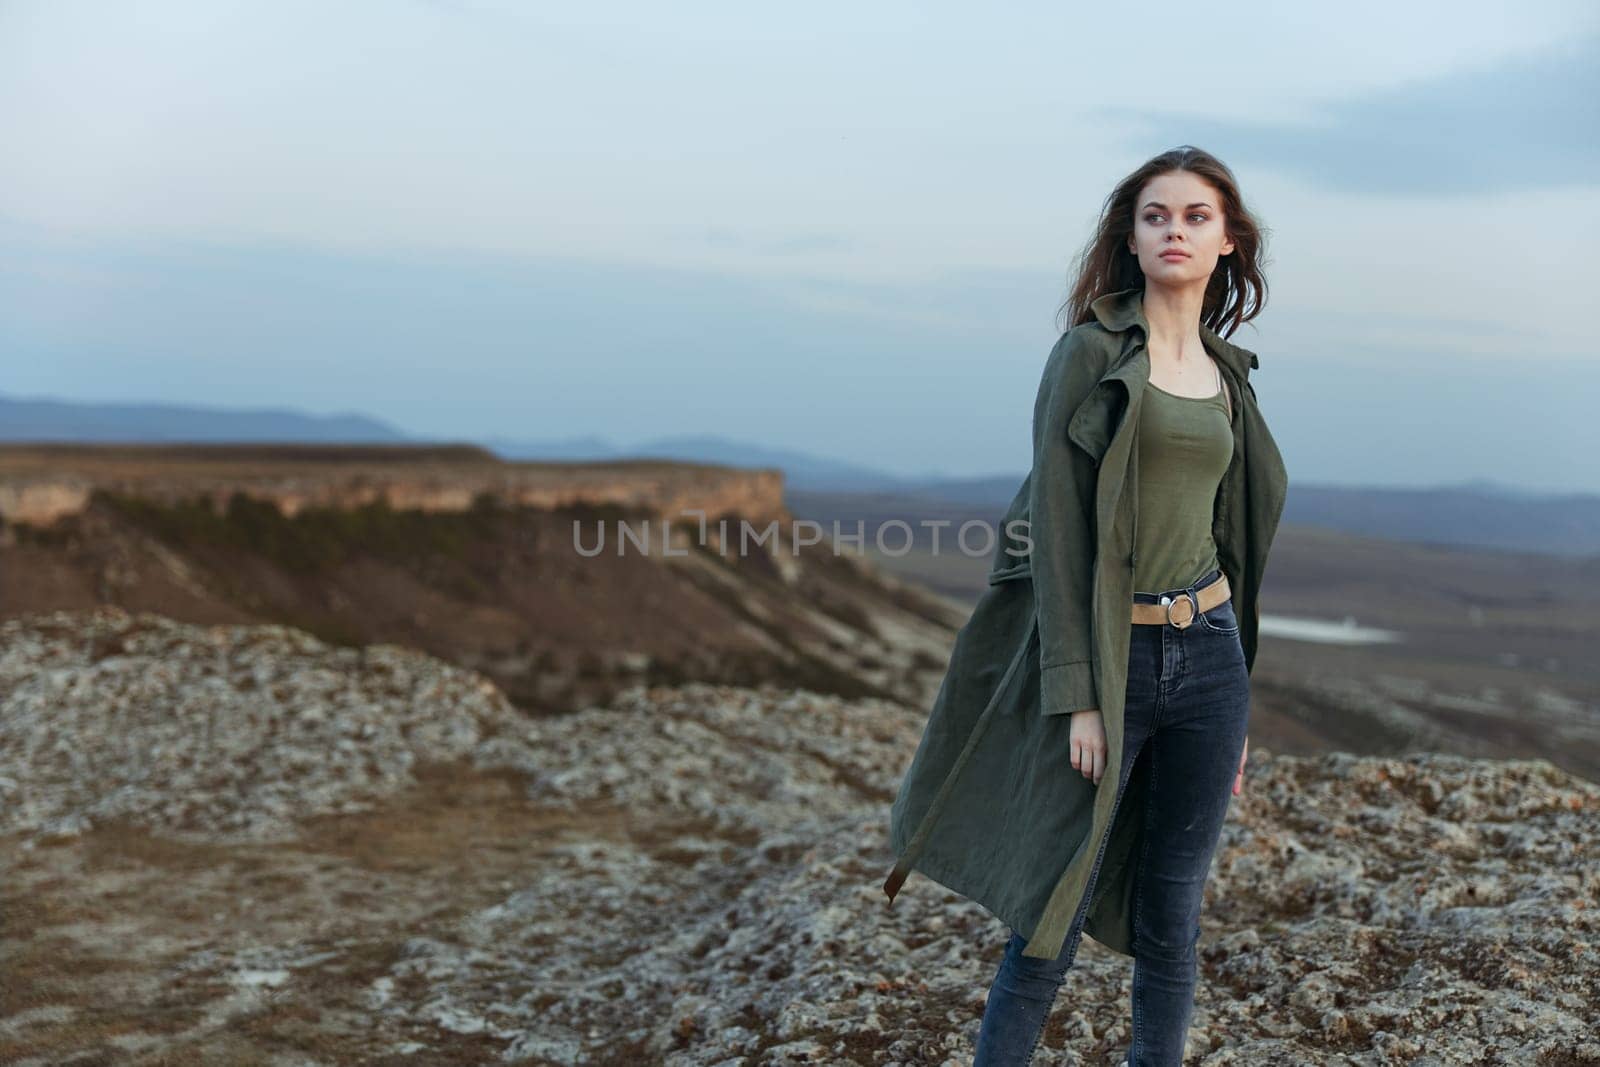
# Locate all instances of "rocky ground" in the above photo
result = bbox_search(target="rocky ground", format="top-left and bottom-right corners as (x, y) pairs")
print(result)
(2, 607), (1598, 1065)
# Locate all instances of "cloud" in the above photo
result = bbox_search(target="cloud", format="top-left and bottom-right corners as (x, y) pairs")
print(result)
(1115, 33), (1599, 195)
(696, 227), (857, 256)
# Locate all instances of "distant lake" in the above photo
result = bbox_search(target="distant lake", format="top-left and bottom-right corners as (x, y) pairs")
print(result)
(1261, 614), (1402, 645)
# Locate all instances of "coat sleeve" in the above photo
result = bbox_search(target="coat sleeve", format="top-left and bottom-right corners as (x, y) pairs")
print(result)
(1028, 328), (1103, 716)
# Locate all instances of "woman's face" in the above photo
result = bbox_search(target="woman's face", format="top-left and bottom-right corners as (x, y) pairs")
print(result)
(1126, 171), (1235, 285)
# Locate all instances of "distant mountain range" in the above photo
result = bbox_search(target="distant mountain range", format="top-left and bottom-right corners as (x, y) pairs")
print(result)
(0, 393), (406, 444)
(3, 392), (1595, 556)
(487, 432), (919, 493)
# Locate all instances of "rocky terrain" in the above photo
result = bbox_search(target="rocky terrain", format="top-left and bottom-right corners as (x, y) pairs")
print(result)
(2, 608), (1598, 1065)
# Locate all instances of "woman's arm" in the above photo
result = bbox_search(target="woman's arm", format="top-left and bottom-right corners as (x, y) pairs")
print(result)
(1027, 328), (1105, 718)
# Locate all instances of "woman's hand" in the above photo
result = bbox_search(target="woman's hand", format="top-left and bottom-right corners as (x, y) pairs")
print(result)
(1232, 735), (1249, 796)
(1069, 709), (1107, 785)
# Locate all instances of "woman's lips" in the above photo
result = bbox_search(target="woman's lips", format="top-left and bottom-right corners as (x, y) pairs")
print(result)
(1160, 251), (1190, 260)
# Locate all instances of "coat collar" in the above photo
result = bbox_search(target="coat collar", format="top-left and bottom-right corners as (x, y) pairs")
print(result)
(1089, 285), (1260, 380)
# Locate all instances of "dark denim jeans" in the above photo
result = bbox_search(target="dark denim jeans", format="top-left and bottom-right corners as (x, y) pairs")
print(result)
(972, 567), (1251, 1067)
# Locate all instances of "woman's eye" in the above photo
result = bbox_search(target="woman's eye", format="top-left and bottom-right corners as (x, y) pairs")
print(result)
(1190, 214), (1208, 224)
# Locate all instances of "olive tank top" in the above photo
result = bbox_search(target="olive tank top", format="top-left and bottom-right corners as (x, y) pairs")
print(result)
(1133, 358), (1234, 594)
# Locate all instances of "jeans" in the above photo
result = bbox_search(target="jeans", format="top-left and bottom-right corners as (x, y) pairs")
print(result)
(972, 567), (1251, 1067)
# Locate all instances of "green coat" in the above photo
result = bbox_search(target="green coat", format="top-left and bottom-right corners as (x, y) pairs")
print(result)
(883, 284), (1289, 960)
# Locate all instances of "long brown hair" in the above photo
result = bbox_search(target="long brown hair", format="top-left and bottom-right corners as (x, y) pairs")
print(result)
(1056, 146), (1270, 338)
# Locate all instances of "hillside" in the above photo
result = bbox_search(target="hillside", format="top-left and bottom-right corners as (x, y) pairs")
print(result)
(0, 444), (964, 715)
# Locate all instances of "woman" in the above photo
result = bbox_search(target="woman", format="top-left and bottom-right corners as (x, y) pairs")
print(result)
(882, 146), (1290, 1066)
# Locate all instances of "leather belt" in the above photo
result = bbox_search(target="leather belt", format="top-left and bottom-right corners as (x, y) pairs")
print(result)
(1130, 572), (1231, 628)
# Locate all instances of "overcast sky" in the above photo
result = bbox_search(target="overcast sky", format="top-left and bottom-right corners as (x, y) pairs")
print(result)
(1, 1), (1596, 491)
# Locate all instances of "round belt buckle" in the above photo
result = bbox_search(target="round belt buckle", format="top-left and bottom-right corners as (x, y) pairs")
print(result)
(1160, 592), (1198, 629)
